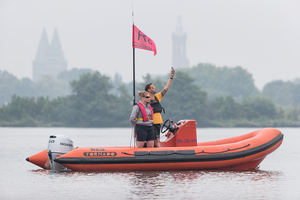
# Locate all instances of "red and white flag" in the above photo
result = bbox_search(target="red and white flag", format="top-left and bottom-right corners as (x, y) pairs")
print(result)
(132, 25), (157, 56)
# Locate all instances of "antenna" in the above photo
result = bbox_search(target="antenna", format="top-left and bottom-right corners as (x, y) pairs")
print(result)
(132, 3), (134, 24)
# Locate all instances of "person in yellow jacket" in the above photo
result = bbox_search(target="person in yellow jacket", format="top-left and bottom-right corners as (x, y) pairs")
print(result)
(145, 68), (175, 147)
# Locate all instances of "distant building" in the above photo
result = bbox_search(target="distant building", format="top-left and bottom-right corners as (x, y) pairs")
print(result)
(32, 28), (67, 81)
(172, 16), (189, 69)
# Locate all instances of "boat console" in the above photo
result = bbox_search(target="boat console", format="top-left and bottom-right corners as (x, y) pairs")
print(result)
(161, 119), (197, 147)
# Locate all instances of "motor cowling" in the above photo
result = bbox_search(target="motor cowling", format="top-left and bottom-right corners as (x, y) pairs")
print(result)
(47, 135), (73, 171)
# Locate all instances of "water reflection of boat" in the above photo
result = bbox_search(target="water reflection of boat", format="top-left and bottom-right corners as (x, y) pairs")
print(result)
(26, 119), (283, 172)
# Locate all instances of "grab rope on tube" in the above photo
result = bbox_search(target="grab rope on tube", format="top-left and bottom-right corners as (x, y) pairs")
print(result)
(122, 143), (250, 156)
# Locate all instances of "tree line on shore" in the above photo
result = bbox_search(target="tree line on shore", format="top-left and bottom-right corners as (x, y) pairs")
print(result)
(0, 64), (300, 127)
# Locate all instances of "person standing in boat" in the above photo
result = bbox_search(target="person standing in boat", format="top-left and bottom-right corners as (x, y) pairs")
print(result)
(145, 68), (175, 147)
(130, 91), (155, 148)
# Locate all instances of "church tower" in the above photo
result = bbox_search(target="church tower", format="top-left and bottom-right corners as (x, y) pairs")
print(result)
(172, 16), (189, 69)
(32, 28), (67, 81)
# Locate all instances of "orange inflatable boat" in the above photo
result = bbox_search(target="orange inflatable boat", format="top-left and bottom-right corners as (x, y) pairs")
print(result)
(26, 119), (283, 172)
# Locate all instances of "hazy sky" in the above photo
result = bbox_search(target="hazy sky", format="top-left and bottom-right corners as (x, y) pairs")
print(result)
(0, 0), (299, 89)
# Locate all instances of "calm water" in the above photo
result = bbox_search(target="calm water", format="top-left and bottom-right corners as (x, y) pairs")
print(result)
(0, 127), (299, 200)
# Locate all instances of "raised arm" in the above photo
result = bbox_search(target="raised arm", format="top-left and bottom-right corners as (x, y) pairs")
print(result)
(161, 68), (175, 97)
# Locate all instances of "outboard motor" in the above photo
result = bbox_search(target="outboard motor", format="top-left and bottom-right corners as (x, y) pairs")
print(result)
(47, 135), (73, 172)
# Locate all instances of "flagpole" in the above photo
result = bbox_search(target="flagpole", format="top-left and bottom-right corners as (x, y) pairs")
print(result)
(133, 45), (135, 106)
(132, 5), (136, 148)
(132, 5), (135, 106)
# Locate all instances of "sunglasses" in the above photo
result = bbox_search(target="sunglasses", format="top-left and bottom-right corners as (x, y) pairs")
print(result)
(144, 96), (150, 98)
